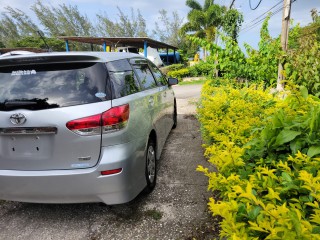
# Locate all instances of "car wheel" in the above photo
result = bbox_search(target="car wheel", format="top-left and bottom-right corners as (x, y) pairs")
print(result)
(172, 101), (177, 129)
(144, 138), (157, 193)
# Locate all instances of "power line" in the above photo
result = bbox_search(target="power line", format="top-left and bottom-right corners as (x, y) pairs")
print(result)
(240, 0), (296, 33)
(229, 0), (236, 9)
(249, 0), (263, 10)
(241, 6), (283, 33)
(244, 0), (282, 26)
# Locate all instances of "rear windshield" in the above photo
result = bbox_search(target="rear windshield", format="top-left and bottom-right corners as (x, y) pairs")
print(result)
(0, 62), (110, 111)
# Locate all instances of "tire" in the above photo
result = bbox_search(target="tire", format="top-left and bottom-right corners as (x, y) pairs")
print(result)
(144, 138), (157, 193)
(172, 101), (177, 129)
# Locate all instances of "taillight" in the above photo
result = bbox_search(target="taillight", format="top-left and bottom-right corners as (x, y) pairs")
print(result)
(66, 104), (129, 136)
(101, 104), (129, 133)
(66, 114), (101, 136)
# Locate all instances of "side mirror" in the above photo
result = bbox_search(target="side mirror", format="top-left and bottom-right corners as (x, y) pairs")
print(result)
(168, 78), (179, 86)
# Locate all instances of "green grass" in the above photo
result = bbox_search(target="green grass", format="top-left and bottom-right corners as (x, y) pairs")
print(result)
(178, 79), (207, 85)
(144, 209), (163, 220)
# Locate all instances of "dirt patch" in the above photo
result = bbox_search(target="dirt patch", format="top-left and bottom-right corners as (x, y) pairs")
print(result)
(183, 114), (197, 120)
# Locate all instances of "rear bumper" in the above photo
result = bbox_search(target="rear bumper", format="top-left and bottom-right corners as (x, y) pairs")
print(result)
(0, 140), (147, 205)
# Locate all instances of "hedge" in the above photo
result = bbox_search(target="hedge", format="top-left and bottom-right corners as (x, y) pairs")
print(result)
(197, 80), (320, 239)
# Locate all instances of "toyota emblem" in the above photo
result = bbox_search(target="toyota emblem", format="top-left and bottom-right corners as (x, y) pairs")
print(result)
(10, 113), (27, 125)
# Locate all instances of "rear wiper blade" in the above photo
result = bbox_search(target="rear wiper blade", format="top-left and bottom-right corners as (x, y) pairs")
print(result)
(0, 98), (59, 111)
(4, 100), (37, 107)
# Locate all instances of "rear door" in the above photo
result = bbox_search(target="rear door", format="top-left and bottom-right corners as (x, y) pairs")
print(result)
(130, 59), (167, 148)
(148, 62), (175, 138)
(0, 58), (111, 170)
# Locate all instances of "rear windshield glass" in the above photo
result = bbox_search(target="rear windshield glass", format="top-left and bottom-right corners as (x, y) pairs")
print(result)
(0, 62), (110, 111)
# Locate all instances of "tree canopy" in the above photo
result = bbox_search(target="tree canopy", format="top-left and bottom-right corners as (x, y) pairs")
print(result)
(152, 9), (184, 47)
(181, 0), (243, 42)
(0, 0), (244, 56)
(31, 0), (93, 37)
(0, 3), (149, 49)
(96, 7), (147, 37)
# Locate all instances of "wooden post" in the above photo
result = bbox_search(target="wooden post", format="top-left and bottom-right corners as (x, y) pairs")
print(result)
(277, 0), (292, 91)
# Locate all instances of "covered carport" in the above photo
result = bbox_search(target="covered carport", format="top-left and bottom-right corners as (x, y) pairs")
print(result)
(58, 36), (178, 63)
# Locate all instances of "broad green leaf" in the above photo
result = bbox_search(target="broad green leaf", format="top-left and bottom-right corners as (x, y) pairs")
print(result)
(274, 130), (301, 147)
(300, 86), (308, 99)
(299, 196), (310, 202)
(281, 172), (292, 182)
(237, 203), (246, 214)
(290, 140), (303, 154)
(248, 206), (261, 221)
(289, 210), (302, 235)
(261, 127), (276, 141)
(312, 226), (320, 234)
(307, 145), (320, 157)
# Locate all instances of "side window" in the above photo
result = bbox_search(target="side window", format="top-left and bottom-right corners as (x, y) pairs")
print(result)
(149, 62), (168, 86)
(133, 64), (157, 89)
(106, 59), (141, 98)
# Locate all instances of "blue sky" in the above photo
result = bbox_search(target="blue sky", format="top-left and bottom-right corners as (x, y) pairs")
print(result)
(0, 0), (319, 51)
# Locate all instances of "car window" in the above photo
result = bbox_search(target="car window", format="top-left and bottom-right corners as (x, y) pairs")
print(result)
(0, 62), (110, 111)
(106, 59), (141, 98)
(148, 62), (168, 86)
(133, 64), (157, 89)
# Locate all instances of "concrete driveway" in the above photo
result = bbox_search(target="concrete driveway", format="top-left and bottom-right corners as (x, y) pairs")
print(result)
(0, 84), (218, 240)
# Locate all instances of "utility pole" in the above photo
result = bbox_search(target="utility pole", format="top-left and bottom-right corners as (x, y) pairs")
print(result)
(277, 0), (292, 91)
(214, 0), (236, 77)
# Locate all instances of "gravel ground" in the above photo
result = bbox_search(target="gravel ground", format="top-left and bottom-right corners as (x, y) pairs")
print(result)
(0, 84), (220, 240)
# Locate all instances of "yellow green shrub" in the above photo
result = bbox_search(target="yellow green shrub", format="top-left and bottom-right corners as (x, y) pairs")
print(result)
(200, 153), (320, 240)
(198, 81), (275, 175)
(198, 81), (320, 239)
(167, 68), (190, 80)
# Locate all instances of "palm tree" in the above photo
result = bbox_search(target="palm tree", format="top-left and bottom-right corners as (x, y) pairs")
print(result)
(311, 8), (319, 23)
(181, 0), (226, 59)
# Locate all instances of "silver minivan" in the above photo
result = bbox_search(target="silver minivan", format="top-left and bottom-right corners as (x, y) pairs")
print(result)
(0, 52), (178, 204)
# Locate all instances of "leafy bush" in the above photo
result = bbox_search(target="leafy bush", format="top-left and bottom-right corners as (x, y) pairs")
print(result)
(166, 63), (185, 71)
(190, 16), (320, 91)
(12, 36), (66, 51)
(189, 61), (214, 77)
(166, 62), (214, 80)
(243, 16), (281, 85)
(246, 86), (320, 162)
(167, 68), (190, 81)
(285, 27), (320, 96)
(198, 81), (320, 239)
(160, 64), (185, 75)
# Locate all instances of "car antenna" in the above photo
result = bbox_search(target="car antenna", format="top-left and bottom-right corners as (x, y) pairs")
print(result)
(37, 31), (52, 52)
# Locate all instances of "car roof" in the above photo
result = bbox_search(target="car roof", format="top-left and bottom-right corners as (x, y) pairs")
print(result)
(0, 51), (145, 66)
(0, 51), (35, 57)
